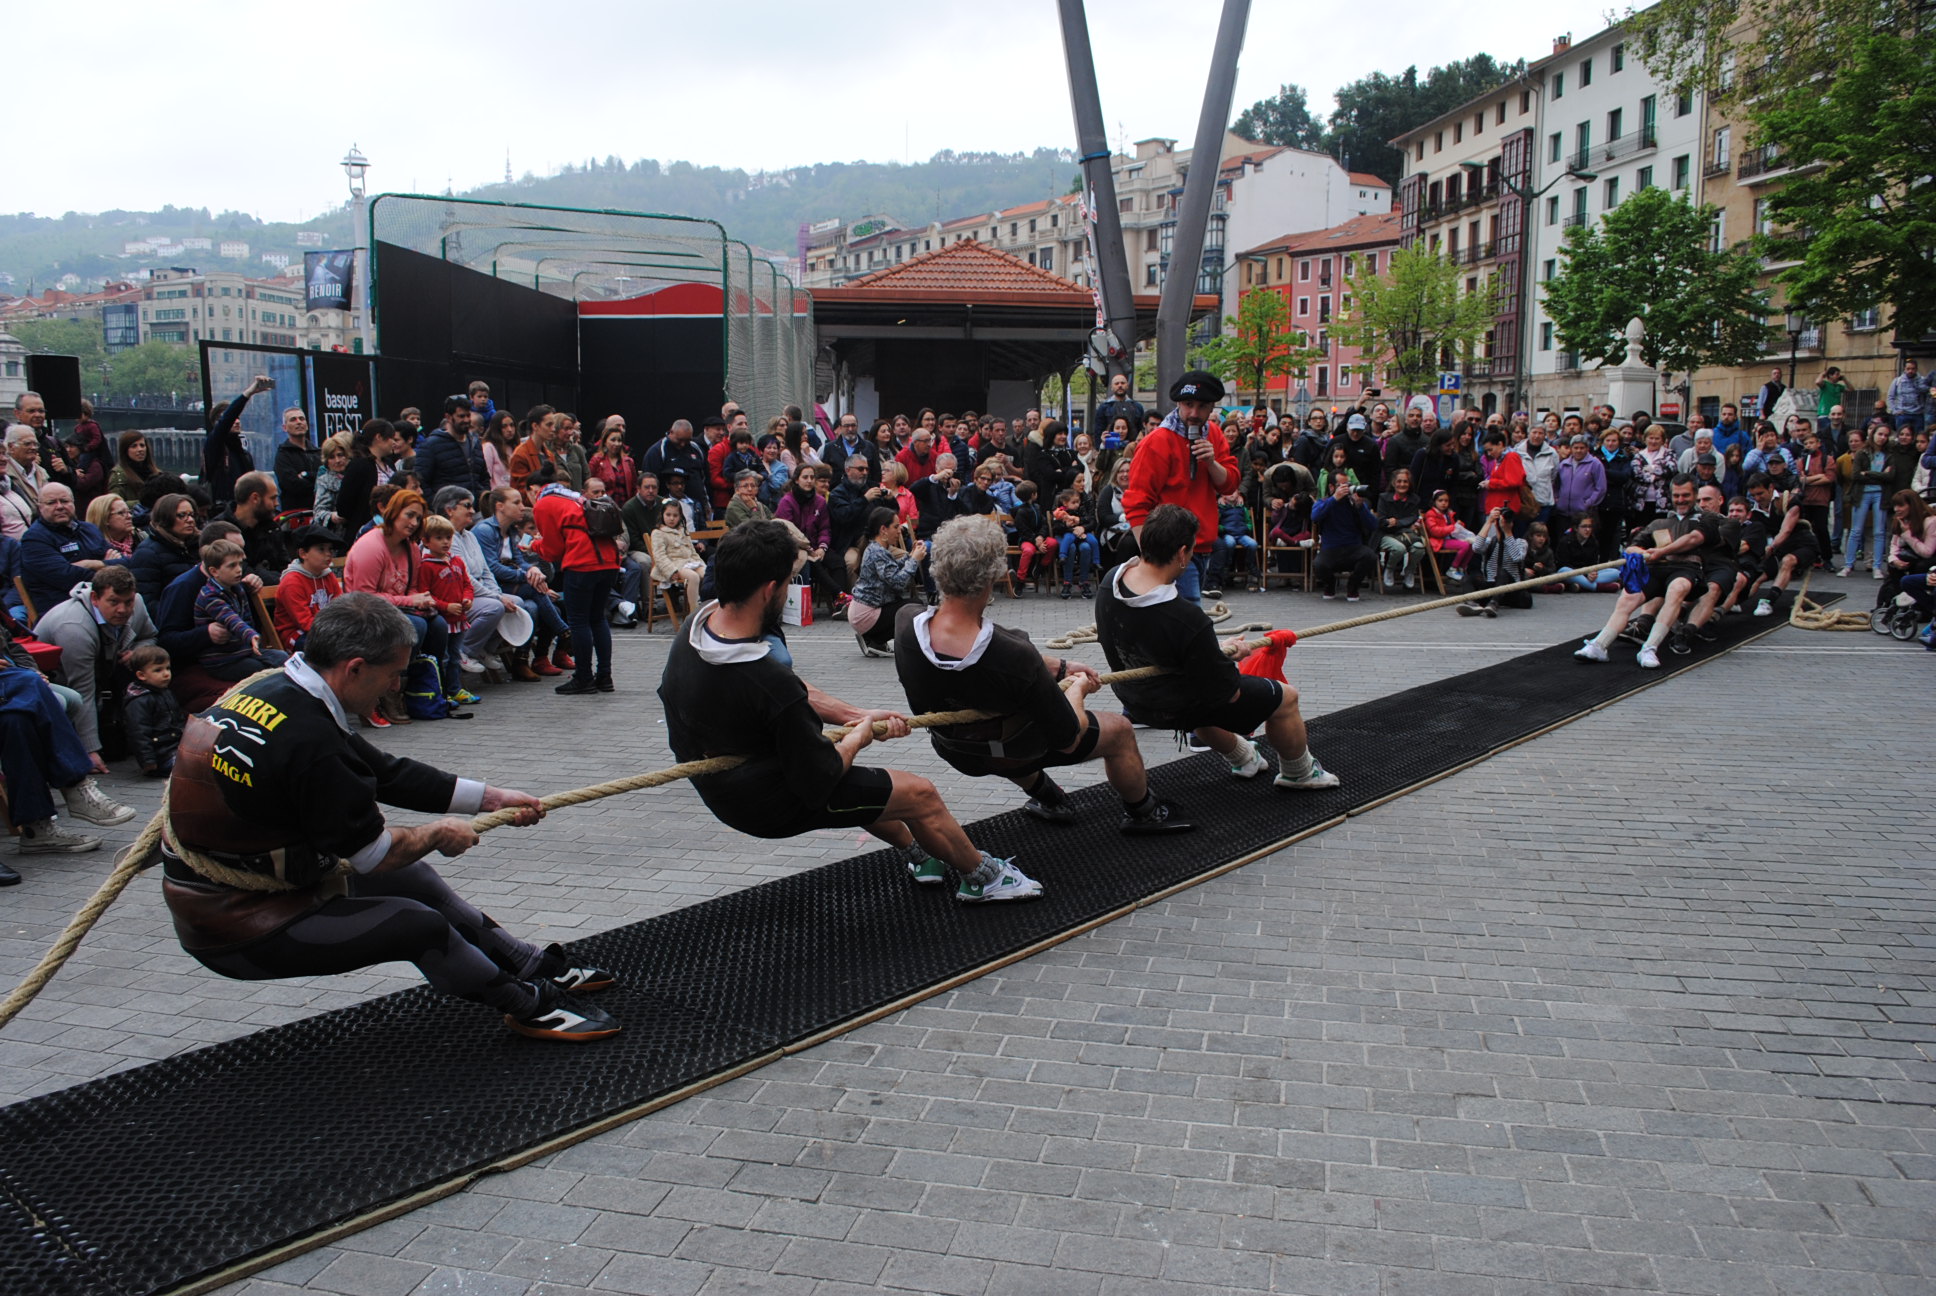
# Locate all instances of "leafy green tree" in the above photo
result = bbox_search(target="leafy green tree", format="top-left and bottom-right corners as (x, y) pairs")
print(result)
(1232, 84), (1329, 151)
(1192, 288), (1323, 408)
(1333, 244), (1496, 398)
(10, 318), (106, 376)
(1543, 187), (1770, 373)
(1327, 56), (1525, 185)
(1622, 0), (1933, 334)
(103, 342), (201, 404)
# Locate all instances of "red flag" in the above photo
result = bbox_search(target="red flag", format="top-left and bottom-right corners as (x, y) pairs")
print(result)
(1237, 629), (1299, 683)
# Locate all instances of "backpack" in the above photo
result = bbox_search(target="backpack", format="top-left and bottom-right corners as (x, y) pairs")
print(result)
(402, 653), (454, 720)
(581, 494), (625, 540)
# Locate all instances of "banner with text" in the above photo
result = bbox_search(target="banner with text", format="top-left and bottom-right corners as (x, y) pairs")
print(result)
(307, 351), (374, 441)
(304, 250), (356, 312)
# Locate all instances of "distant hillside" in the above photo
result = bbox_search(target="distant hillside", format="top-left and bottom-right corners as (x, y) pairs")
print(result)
(0, 150), (1078, 290)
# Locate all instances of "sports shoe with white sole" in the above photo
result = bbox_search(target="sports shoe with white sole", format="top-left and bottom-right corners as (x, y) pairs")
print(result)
(1227, 739), (1269, 779)
(1574, 640), (1610, 662)
(1022, 796), (1077, 825)
(955, 856), (1043, 904)
(1637, 646), (1662, 669)
(1753, 598), (1774, 617)
(537, 943), (618, 993)
(905, 854), (950, 885)
(62, 777), (134, 827)
(17, 819), (101, 854)
(1120, 798), (1195, 835)
(1274, 758), (1341, 791)
(504, 985), (622, 1042)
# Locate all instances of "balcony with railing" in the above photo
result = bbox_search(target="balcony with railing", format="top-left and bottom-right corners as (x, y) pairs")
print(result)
(1595, 128), (1659, 166)
(1704, 153), (1732, 178)
(1562, 212), (1588, 229)
(1554, 351), (1578, 371)
(1461, 242), (1496, 264)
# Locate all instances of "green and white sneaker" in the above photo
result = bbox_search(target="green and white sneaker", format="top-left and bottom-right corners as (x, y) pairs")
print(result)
(954, 855), (1043, 904)
(1273, 757), (1341, 791)
(905, 853), (950, 885)
(1226, 738), (1269, 779)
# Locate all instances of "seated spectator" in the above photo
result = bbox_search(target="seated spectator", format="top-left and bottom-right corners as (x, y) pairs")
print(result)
(1457, 506), (1531, 618)
(430, 488), (516, 672)
(344, 489), (447, 719)
(87, 493), (139, 561)
(1050, 486), (1099, 599)
(128, 493), (203, 607)
(1374, 468), (1427, 591)
(1207, 492), (1259, 594)
(154, 520), (249, 710)
(850, 507), (926, 657)
(725, 470), (772, 528)
(195, 539), (288, 676)
(1423, 489), (1472, 582)
(274, 525), (346, 653)
(475, 486), (567, 680)
(776, 464), (837, 612)
(663, 469), (711, 531)
(1557, 515), (1618, 590)
(0, 655), (137, 881)
(1007, 482), (1053, 588)
(650, 500), (705, 621)
(1094, 458), (1136, 569)
(124, 644), (185, 778)
(1522, 521), (1560, 591)
(20, 482), (108, 616)
(1311, 472), (1377, 601)
(34, 563), (158, 771)
(882, 460), (918, 527)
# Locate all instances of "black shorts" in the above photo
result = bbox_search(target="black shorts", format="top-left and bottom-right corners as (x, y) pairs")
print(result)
(1702, 561), (1735, 592)
(933, 711), (1103, 779)
(1645, 564), (1702, 599)
(711, 764), (896, 838)
(1147, 676), (1283, 738)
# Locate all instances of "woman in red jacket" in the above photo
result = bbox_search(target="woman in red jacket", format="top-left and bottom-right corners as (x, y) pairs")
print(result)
(531, 461), (621, 695)
(1478, 428), (1527, 516)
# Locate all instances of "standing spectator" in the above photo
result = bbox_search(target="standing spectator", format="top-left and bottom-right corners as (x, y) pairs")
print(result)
(1382, 407), (1430, 485)
(272, 405), (319, 514)
(480, 411), (516, 491)
(640, 418), (709, 494)
(1887, 359), (1928, 433)
(821, 414), (880, 487)
(418, 396), (489, 503)
(1477, 428), (1527, 517)
(35, 565), (158, 770)
(203, 375), (271, 505)
(1514, 422), (1561, 524)
(1757, 367), (1788, 424)
(589, 418), (637, 501)
(1795, 428), (1837, 564)
(87, 495), (139, 562)
(273, 525), (346, 653)
(1552, 435), (1607, 538)
(1817, 366), (1847, 437)
(1093, 372), (1146, 435)
(509, 410), (565, 500)
(1311, 472), (1378, 601)
(20, 483), (107, 614)
(1595, 427), (1633, 559)
(67, 399), (109, 509)
(1335, 413), (1383, 496)
(555, 412), (590, 491)
(1121, 371), (1239, 603)
(13, 392), (72, 490)
(5, 423), (50, 510)
(337, 419), (406, 537)
(106, 431), (157, 504)
(534, 465), (621, 694)
(1838, 428), (1888, 576)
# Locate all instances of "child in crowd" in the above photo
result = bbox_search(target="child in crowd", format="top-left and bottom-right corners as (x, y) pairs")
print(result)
(1007, 481), (1053, 587)
(1423, 489), (1472, 583)
(124, 645), (185, 778)
(273, 526), (346, 651)
(1523, 520), (1560, 592)
(467, 379), (497, 428)
(417, 514), (476, 701)
(1213, 493), (1259, 592)
(194, 539), (286, 672)
(1051, 487), (1098, 599)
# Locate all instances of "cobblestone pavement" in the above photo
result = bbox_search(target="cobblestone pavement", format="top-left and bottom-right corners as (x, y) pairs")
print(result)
(2, 573), (1930, 1295)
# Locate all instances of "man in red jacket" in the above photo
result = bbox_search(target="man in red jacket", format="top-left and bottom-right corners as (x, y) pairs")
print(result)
(1122, 370), (1239, 604)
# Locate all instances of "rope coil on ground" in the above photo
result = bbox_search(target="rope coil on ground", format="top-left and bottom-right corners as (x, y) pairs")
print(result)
(0, 556), (1628, 1032)
(1787, 573), (1871, 631)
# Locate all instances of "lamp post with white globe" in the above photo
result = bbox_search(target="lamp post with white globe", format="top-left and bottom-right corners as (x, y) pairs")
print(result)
(342, 145), (371, 355)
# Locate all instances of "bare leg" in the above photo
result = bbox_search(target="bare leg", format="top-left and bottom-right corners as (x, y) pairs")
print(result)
(1196, 683), (1310, 760)
(1083, 711), (1149, 803)
(868, 769), (980, 874)
(1589, 589), (1649, 649)
(1642, 578), (1694, 649)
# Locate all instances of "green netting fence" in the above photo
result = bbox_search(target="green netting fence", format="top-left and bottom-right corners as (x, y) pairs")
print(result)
(369, 195), (816, 420)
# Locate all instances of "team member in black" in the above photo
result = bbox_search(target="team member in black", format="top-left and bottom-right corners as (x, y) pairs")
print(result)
(1750, 470), (1818, 617)
(1095, 504), (1339, 790)
(661, 520), (1041, 903)
(1574, 475), (1715, 669)
(893, 516), (1193, 834)
(1673, 482), (1738, 650)
(159, 594), (620, 1042)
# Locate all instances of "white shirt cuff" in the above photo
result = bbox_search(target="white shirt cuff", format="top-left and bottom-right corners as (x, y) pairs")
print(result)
(346, 830), (392, 874)
(450, 779), (485, 815)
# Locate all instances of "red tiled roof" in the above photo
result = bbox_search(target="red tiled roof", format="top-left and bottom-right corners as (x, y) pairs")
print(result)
(1349, 172), (1390, 188)
(1238, 211), (1402, 259)
(840, 239), (1087, 299)
(1221, 145), (1287, 174)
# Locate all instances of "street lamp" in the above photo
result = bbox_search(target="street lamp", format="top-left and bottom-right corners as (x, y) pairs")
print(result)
(1292, 379), (1311, 427)
(341, 145), (371, 355)
(341, 145), (369, 201)
(1784, 309), (1805, 390)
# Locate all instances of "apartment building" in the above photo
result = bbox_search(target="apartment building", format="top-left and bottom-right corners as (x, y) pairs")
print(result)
(1526, 24), (1704, 413)
(140, 267), (311, 350)
(1233, 211), (1402, 413)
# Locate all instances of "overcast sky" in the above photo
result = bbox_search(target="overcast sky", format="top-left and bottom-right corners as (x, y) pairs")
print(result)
(22, 0), (1619, 223)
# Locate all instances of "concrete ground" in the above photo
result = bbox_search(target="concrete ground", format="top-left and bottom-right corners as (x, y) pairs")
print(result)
(0, 570), (1929, 1296)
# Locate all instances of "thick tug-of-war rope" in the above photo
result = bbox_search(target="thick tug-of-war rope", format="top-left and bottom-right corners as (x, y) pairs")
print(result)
(1787, 573), (1870, 632)
(1, 557), (1637, 1031)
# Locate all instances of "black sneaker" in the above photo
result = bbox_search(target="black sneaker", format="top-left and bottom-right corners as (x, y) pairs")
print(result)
(1667, 627), (1692, 655)
(505, 984), (622, 1042)
(594, 675), (616, 693)
(1023, 796), (1078, 824)
(0, 860), (18, 886)
(1059, 582), (1072, 599)
(1203, 587), (1224, 600)
(555, 678), (598, 696)
(1080, 582), (1094, 599)
(1693, 622), (1719, 643)
(539, 944), (618, 993)
(1121, 798), (1195, 835)
(1617, 615), (1652, 645)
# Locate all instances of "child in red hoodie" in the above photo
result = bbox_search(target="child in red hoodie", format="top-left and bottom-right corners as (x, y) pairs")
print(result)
(274, 526), (345, 652)
(415, 514), (476, 700)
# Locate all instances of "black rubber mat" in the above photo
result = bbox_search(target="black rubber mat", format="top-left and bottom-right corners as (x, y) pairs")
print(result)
(0, 610), (1807, 1296)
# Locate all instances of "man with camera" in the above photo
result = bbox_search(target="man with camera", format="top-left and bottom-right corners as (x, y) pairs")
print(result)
(1123, 370), (1240, 604)
(830, 456), (892, 565)
(1311, 471), (1379, 601)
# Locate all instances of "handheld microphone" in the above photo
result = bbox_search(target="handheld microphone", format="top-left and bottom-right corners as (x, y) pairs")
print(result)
(1183, 420), (1204, 480)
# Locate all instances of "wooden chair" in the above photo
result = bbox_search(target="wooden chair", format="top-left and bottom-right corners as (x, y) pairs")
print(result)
(253, 583), (284, 653)
(1419, 537), (1448, 596)
(691, 520), (729, 546)
(644, 582), (686, 633)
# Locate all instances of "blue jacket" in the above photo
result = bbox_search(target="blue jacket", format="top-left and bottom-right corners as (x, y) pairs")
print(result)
(1217, 501), (1250, 538)
(1311, 495), (1377, 550)
(155, 562), (220, 664)
(416, 428), (488, 503)
(20, 519), (107, 614)
(471, 515), (527, 591)
(126, 527), (199, 607)
(1710, 420), (1750, 459)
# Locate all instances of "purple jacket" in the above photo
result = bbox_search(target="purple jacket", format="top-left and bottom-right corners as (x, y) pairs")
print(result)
(1553, 455), (1607, 514)
(774, 488), (831, 551)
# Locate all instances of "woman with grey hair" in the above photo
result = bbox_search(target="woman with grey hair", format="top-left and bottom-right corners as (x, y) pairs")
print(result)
(891, 516), (1193, 835)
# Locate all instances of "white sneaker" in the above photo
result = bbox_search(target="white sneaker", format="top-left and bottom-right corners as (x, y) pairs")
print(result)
(1274, 757), (1341, 790)
(1753, 598), (1773, 617)
(1226, 738), (1268, 780)
(18, 819), (101, 853)
(955, 855), (1043, 903)
(617, 600), (637, 620)
(62, 777), (134, 827)
(1637, 646), (1661, 669)
(480, 652), (505, 672)
(1837, 567), (1853, 578)
(1873, 568), (1885, 579)
(458, 655), (486, 674)
(1405, 570), (1418, 589)
(1574, 640), (1609, 662)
